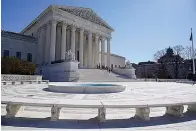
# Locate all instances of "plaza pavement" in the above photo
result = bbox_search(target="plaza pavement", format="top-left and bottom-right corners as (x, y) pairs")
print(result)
(1, 82), (196, 130)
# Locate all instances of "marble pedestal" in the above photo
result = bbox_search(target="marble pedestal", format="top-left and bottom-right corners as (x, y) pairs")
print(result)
(166, 105), (184, 117)
(41, 61), (79, 82)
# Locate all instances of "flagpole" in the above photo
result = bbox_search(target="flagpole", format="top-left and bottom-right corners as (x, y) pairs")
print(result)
(191, 28), (195, 74)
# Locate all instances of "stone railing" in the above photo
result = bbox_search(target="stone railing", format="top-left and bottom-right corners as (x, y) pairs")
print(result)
(2, 96), (196, 122)
(1, 74), (42, 81)
(156, 79), (189, 82)
(136, 78), (191, 83)
(1, 80), (49, 85)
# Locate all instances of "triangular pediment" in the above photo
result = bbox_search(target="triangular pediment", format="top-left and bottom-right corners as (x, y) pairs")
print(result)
(57, 6), (114, 31)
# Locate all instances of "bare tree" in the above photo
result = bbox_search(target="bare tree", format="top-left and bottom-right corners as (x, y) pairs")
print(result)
(172, 45), (184, 56)
(183, 46), (192, 59)
(153, 48), (166, 61)
(183, 46), (196, 59)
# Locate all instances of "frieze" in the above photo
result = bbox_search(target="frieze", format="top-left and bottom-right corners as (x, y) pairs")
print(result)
(58, 6), (113, 31)
(53, 7), (112, 35)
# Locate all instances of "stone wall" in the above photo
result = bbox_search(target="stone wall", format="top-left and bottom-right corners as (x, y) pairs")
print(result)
(113, 68), (136, 79)
(1, 30), (37, 63)
(99, 53), (125, 68)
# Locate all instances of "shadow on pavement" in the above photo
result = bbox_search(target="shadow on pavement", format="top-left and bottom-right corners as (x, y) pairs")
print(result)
(2, 111), (196, 129)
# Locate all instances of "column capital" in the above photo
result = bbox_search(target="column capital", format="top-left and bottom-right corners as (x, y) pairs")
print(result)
(62, 21), (68, 27)
(46, 22), (50, 27)
(107, 36), (112, 40)
(88, 30), (92, 36)
(101, 36), (106, 41)
(95, 34), (100, 39)
(71, 25), (76, 32)
(80, 28), (85, 33)
(51, 19), (58, 25)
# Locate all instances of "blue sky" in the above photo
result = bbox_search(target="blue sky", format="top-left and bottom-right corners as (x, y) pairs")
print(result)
(2, 0), (196, 63)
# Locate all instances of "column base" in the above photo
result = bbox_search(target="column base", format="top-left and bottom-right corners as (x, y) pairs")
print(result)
(134, 107), (150, 121)
(79, 64), (83, 68)
(12, 81), (16, 85)
(165, 105), (184, 117)
(98, 107), (106, 122)
(51, 105), (61, 121)
(5, 103), (21, 118)
(188, 104), (196, 112)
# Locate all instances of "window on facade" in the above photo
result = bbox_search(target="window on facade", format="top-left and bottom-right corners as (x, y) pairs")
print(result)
(27, 53), (32, 62)
(16, 52), (21, 59)
(3, 50), (9, 57)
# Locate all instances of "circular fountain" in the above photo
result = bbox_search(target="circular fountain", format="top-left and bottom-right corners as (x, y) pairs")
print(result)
(48, 83), (126, 93)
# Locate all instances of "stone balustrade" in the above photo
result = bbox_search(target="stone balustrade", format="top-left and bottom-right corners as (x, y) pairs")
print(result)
(1, 74), (42, 81)
(2, 97), (196, 122)
(1, 80), (49, 85)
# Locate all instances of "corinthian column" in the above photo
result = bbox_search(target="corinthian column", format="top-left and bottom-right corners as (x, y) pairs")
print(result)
(101, 37), (105, 68)
(61, 22), (67, 60)
(71, 25), (76, 54)
(39, 27), (44, 64)
(45, 23), (51, 64)
(49, 19), (57, 63)
(95, 34), (99, 67)
(107, 38), (111, 68)
(79, 29), (84, 67)
(88, 31), (92, 68)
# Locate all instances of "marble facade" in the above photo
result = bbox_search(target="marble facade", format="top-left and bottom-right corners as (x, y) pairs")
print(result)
(21, 5), (114, 68)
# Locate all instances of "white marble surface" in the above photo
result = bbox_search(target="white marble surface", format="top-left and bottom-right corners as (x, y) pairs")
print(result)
(2, 82), (196, 101)
(48, 84), (125, 94)
(1, 82), (196, 130)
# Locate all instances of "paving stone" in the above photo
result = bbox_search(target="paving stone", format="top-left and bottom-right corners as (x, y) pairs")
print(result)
(2, 82), (196, 130)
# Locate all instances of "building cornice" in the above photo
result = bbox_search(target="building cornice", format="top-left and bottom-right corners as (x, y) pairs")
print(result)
(99, 52), (125, 59)
(21, 5), (114, 38)
(2, 30), (36, 43)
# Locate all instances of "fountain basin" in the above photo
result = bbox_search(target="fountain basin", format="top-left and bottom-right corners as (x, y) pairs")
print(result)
(48, 83), (126, 94)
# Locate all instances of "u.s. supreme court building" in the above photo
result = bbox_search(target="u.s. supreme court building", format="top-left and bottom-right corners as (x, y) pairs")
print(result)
(2, 5), (126, 70)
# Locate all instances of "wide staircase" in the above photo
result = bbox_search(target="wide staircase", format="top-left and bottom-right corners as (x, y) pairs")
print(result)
(77, 69), (134, 82)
